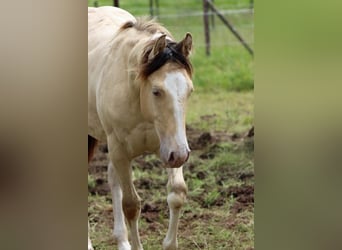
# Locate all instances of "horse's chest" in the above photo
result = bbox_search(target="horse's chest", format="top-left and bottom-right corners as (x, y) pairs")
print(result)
(124, 124), (159, 157)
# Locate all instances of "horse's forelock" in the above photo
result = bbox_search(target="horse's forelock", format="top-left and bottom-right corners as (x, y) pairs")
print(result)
(138, 41), (193, 81)
(119, 19), (192, 81)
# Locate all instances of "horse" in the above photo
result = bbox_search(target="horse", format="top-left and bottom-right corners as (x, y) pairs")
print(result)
(88, 6), (194, 250)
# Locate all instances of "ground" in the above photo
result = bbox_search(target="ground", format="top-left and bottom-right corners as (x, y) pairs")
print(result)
(88, 111), (254, 250)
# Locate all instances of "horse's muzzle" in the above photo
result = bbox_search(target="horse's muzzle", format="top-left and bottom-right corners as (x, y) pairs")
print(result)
(167, 149), (190, 168)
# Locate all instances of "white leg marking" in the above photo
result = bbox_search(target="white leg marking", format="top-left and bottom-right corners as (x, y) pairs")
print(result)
(88, 221), (94, 250)
(108, 139), (143, 250)
(108, 161), (131, 250)
(163, 167), (187, 250)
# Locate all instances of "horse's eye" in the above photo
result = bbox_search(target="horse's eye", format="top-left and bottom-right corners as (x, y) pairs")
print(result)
(152, 89), (161, 97)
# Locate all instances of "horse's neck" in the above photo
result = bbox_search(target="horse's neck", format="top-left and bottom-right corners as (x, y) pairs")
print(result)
(103, 34), (147, 120)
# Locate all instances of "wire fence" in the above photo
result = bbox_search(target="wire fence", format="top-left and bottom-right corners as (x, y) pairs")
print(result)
(156, 9), (254, 52)
(90, 1), (254, 54)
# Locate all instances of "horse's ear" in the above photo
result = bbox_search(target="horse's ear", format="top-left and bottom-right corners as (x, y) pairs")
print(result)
(177, 33), (192, 57)
(149, 34), (167, 60)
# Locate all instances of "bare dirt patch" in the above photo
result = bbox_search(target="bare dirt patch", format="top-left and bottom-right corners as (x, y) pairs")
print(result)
(228, 185), (254, 213)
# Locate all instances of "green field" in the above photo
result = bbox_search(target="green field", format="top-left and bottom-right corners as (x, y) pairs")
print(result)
(88, 1), (254, 249)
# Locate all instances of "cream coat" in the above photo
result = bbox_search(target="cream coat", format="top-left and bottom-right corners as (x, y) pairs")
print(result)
(88, 6), (193, 250)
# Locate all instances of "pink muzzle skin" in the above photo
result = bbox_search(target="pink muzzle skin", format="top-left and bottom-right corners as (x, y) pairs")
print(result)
(166, 149), (190, 168)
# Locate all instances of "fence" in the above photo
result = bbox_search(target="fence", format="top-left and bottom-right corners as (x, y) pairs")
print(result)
(90, 1), (254, 55)
(90, 1), (254, 90)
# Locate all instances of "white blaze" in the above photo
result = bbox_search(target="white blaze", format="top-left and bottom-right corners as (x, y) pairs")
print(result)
(164, 72), (190, 151)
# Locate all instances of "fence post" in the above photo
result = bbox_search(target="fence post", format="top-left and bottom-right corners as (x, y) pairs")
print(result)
(114, 0), (119, 7)
(149, 0), (153, 17)
(203, 0), (210, 56)
(210, 0), (215, 29)
(155, 0), (159, 17)
(207, 0), (254, 56)
(149, 0), (159, 18)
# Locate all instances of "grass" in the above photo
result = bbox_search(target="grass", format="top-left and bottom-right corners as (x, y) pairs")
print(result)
(187, 90), (254, 133)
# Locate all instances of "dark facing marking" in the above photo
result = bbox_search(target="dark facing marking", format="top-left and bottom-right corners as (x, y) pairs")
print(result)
(120, 19), (170, 36)
(123, 199), (141, 220)
(120, 20), (134, 30)
(139, 41), (193, 80)
(88, 135), (98, 163)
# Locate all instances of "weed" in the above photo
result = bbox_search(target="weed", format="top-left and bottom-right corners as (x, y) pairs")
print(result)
(88, 174), (96, 189)
(203, 190), (221, 207)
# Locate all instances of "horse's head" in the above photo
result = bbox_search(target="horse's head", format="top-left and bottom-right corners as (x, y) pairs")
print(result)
(139, 33), (193, 168)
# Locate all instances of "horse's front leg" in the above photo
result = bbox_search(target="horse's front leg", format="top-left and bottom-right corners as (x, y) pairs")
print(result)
(163, 167), (187, 250)
(108, 161), (131, 250)
(108, 140), (143, 250)
(88, 221), (93, 250)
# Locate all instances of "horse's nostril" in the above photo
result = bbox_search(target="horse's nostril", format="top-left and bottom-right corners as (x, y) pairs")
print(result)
(168, 152), (175, 163)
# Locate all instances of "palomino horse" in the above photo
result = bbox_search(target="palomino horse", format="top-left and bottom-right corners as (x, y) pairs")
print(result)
(88, 7), (194, 250)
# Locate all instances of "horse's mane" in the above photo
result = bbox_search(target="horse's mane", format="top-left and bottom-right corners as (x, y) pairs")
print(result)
(120, 19), (193, 81)
(121, 18), (171, 37)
